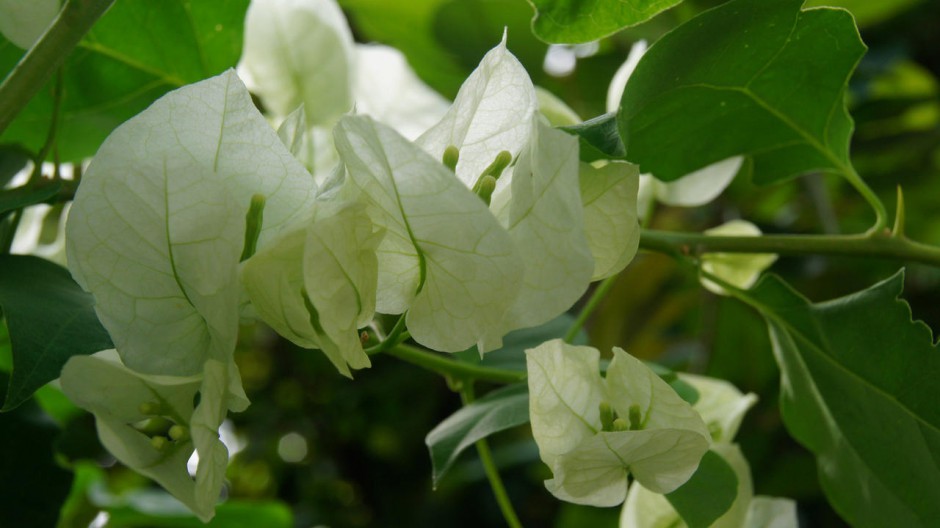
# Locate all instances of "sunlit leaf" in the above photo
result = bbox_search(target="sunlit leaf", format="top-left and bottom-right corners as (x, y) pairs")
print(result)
(619, 0), (866, 185)
(527, 0), (683, 44)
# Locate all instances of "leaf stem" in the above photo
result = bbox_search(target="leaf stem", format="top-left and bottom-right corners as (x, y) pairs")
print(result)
(842, 165), (889, 232)
(639, 228), (940, 268)
(0, 0), (116, 136)
(382, 343), (525, 384)
(564, 274), (619, 342)
(459, 385), (524, 528)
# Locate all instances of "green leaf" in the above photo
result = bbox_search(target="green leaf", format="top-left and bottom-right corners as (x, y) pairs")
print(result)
(0, 178), (60, 216)
(805, 0), (925, 27)
(664, 450), (739, 528)
(618, 0), (867, 185)
(66, 70), (317, 377)
(560, 113), (626, 163)
(0, 0), (249, 161)
(425, 383), (529, 487)
(527, 0), (683, 44)
(0, 144), (30, 188)
(94, 488), (294, 528)
(733, 271), (940, 527)
(0, 376), (74, 528)
(0, 255), (112, 410)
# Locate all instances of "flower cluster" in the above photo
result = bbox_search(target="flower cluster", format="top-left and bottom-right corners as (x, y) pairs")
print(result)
(59, 0), (641, 519)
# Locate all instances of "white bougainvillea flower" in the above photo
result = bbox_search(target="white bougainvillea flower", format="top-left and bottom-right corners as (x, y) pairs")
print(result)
(621, 376), (796, 528)
(333, 114), (524, 352)
(679, 372), (758, 443)
(238, 0), (448, 175)
(60, 351), (248, 522)
(526, 339), (710, 506)
(241, 200), (383, 377)
(0, 0), (59, 49)
(699, 220), (778, 295)
(607, 40), (742, 219)
(66, 70), (318, 379)
(535, 83), (641, 281)
(238, 0), (355, 125)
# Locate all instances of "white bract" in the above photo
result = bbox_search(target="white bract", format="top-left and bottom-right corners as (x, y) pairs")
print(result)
(700, 219), (778, 295)
(526, 339), (710, 506)
(238, 0), (448, 176)
(535, 78), (641, 281)
(67, 70), (318, 378)
(620, 373), (797, 528)
(60, 351), (247, 522)
(0, 0), (59, 49)
(241, 200), (382, 377)
(608, 40), (742, 219)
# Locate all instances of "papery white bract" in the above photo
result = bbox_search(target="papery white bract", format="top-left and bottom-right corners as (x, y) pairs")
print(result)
(66, 70), (318, 378)
(620, 374), (796, 528)
(700, 219), (778, 295)
(526, 339), (710, 506)
(334, 114), (523, 352)
(60, 351), (245, 522)
(240, 200), (383, 377)
(0, 0), (59, 49)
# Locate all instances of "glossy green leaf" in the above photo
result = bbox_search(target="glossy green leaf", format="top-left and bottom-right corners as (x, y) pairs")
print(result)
(66, 71), (316, 377)
(527, 0), (683, 44)
(0, 0), (249, 161)
(0, 178), (60, 216)
(734, 271), (940, 527)
(0, 144), (30, 188)
(0, 377), (73, 528)
(560, 113), (625, 163)
(618, 0), (866, 184)
(425, 383), (529, 487)
(805, 0), (924, 26)
(0, 255), (112, 410)
(664, 450), (740, 528)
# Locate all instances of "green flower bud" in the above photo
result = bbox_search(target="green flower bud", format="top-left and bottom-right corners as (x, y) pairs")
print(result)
(612, 417), (630, 432)
(138, 401), (163, 416)
(475, 175), (497, 206)
(599, 402), (616, 432)
(135, 416), (174, 436)
(239, 194), (267, 262)
(151, 435), (169, 451)
(628, 404), (643, 430)
(442, 145), (460, 172)
(168, 425), (189, 442)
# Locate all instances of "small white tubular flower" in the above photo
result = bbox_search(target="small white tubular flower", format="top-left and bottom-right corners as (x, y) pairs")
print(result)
(527, 339), (710, 507)
(0, 0), (59, 49)
(607, 40), (741, 218)
(241, 200), (383, 377)
(700, 220), (778, 295)
(238, 0), (355, 125)
(60, 352), (246, 522)
(620, 374), (796, 528)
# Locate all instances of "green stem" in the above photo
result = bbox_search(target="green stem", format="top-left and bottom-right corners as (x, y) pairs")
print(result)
(564, 274), (619, 342)
(460, 386), (524, 528)
(0, 0), (116, 136)
(843, 165), (888, 232)
(639, 228), (940, 268)
(383, 344), (525, 384)
(364, 314), (410, 355)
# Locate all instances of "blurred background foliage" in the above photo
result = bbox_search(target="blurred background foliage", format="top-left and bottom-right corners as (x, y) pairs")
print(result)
(1, 0), (939, 526)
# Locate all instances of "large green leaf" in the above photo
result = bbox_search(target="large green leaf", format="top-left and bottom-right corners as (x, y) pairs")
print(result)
(618, 0), (866, 184)
(527, 0), (683, 44)
(425, 383), (529, 487)
(0, 255), (112, 410)
(0, 378), (74, 528)
(733, 271), (940, 527)
(664, 450), (738, 528)
(805, 0), (925, 26)
(0, 0), (249, 161)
